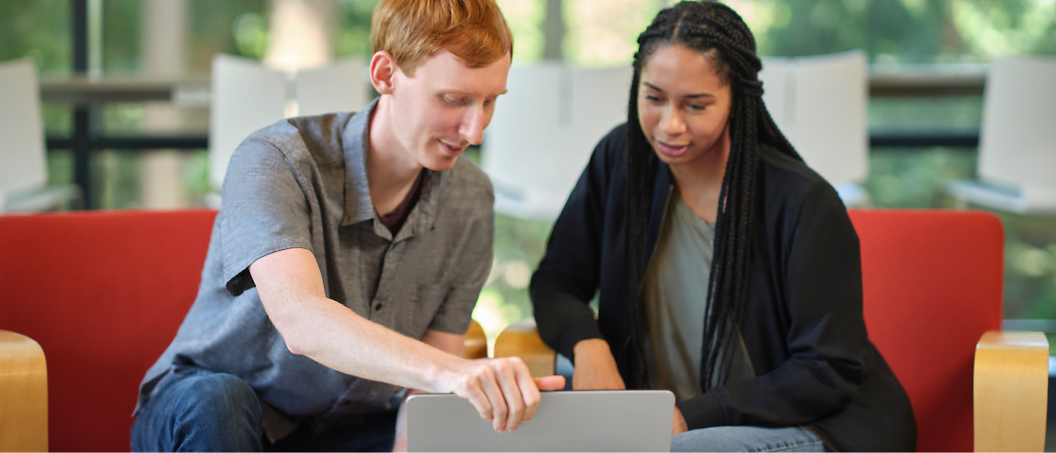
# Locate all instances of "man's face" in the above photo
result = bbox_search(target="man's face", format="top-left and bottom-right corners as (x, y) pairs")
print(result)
(386, 49), (511, 171)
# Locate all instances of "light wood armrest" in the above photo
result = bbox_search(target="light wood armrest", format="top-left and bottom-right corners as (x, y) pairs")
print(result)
(463, 320), (487, 359)
(0, 330), (49, 452)
(493, 318), (556, 378)
(974, 330), (1049, 452)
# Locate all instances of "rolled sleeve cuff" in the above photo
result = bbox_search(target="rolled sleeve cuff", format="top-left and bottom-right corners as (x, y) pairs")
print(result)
(553, 317), (605, 362)
(676, 392), (728, 430)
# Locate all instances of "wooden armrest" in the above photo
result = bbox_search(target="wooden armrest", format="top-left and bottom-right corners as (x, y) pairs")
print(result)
(973, 330), (1049, 452)
(493, 318), (556, 378)
(464, 320), (487, 359)
(0, 330), (49, 452)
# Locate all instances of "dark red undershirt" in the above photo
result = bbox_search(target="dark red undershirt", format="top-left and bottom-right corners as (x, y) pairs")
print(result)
(378, 169), (425, 234)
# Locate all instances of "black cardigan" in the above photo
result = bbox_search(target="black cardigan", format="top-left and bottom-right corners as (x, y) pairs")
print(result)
(530, 125), (916, 452)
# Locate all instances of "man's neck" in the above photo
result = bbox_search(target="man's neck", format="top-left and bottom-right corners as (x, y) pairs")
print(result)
(367, 97), (425, 216)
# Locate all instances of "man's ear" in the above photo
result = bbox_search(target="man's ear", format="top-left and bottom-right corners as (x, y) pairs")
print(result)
(370, 51), (398, 95)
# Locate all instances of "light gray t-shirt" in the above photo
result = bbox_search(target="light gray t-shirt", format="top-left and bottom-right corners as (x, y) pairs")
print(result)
(641, 195), (713, 402)
(136, 99), (494, 439)
(640, 194), (752, 402)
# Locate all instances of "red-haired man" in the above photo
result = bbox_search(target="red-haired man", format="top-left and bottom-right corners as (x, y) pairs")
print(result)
(132, 1), (563, 451)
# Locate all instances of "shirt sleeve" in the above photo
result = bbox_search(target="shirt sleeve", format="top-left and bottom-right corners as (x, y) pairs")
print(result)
(219, 135), (314, 296)
(677, 181), (869, 429)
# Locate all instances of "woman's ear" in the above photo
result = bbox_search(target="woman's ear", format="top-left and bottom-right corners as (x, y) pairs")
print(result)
(369, 51), (398, 95)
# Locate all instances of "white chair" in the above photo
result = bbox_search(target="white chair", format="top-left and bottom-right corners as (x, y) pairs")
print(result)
(760, 51), (869, 206)
(0, 58), (80, 213)
(295, 59), (369, 117)
(209, 55), (368, 193)
(483, 64), (633, 220)
(946, 57), (1056, 213)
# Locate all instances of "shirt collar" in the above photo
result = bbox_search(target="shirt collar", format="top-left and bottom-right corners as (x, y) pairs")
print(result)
(340, 98), (444, 235)
(341, 98), (378, 226)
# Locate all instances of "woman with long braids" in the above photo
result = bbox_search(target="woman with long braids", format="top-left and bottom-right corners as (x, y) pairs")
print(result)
(530, 1), (916, 451)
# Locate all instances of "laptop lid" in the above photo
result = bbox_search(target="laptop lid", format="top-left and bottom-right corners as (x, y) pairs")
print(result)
(406, 390), (675, 452)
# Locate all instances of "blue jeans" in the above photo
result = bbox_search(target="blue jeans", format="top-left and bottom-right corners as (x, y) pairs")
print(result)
(671, 426), (825, 452)
(132, 367), (396, 452)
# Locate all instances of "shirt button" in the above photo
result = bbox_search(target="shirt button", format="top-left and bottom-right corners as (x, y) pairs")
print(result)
(374, 303), (383, 311)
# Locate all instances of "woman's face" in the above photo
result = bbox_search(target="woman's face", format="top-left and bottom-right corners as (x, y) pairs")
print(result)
(637, 44), (732, 170)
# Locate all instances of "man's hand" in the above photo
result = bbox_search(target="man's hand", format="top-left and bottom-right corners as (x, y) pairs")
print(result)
(571, 339), (626, 390)
(439, 357), (565, 433)
(250, 251), (566, 436)
(393, 368), (564, 451)
(672, 407), (688, 435)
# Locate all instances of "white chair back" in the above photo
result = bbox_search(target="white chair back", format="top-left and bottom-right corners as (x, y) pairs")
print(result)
(978, 57), (1056, 208)
(209, 55), (286, 190)
(296, 59), (369, 117)
(0, 58), (47, 211)
(209, 55), (369, 191)
(760, 51), (868, 187)
(483, 64), (633, 219)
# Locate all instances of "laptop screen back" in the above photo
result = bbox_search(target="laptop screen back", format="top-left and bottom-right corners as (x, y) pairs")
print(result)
(407, 390), (674, 452)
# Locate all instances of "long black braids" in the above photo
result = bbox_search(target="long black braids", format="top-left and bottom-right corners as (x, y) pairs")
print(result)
(622, 1), (800, 391)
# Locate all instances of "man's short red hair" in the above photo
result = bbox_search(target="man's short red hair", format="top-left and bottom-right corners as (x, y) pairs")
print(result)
(371, 0), (514, 76)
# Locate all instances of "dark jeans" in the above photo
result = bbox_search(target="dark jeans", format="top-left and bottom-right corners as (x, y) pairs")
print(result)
(132, 367), (396, 452)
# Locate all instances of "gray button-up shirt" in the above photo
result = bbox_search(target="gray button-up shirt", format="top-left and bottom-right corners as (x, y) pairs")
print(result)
(136, 99), (493, 439)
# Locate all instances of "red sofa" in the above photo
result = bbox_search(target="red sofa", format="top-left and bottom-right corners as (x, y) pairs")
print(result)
(2, 209), (1049, 451)
(0, 209), (217, 452)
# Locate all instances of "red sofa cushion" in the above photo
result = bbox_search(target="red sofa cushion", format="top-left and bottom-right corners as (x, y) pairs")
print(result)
(851, 210), (1004, 452)
(0, 209), (217, 452)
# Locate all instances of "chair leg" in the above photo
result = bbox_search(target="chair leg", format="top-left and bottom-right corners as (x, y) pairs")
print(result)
(0, 330), (48, 452)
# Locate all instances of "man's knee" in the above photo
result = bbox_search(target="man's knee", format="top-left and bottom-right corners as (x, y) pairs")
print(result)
(134, 371), (263, 452)
(173, 373), (260, 419)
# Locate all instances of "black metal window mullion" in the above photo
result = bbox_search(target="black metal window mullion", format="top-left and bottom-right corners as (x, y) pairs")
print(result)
(71, 0), (94, 209)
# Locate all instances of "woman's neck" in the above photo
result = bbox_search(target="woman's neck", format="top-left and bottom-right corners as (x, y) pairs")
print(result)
(668, 124), (731, 224)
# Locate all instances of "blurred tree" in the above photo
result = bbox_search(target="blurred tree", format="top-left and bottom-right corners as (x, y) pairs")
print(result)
(103, 0), (141, 73)
(745, 0), (1056, 63)
(0, 0), (70, 74)
(189, 0), (268, 72)
(336, 0), (379, 58)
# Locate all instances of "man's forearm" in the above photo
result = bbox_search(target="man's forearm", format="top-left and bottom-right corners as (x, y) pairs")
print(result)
(268, 293), (462, 393)
(251, 247), (464, 393)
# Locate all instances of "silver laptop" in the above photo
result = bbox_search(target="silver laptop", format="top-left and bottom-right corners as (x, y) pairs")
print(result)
(406, 390), (675, 452)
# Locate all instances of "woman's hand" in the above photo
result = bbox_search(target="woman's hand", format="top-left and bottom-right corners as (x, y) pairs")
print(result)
(672, 407), (688, 435)
(571, 339), (626, 390)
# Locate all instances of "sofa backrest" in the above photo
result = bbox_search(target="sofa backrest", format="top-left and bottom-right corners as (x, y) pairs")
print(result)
(0, 209), (217, 452)
(850, 209), (1004, 452)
